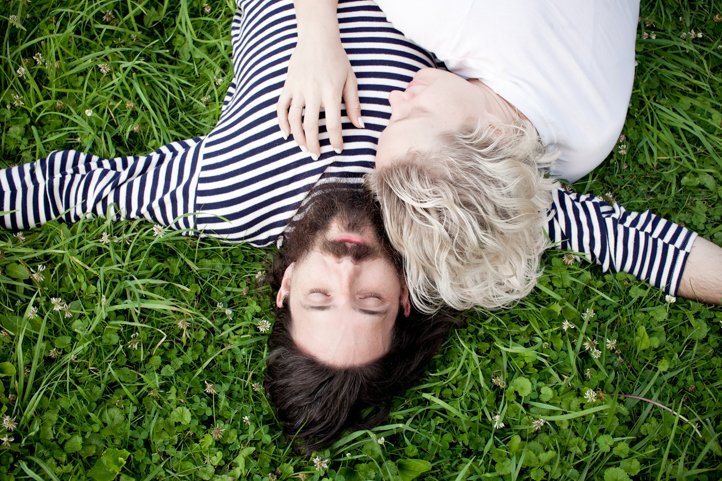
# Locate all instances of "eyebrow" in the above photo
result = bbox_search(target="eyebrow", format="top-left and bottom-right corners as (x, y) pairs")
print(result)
(300, 303), (389, 317)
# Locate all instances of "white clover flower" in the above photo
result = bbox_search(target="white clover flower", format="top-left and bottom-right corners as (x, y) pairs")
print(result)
(377, 436), (385, 445)
(33, 52), (44, 66)
(492, 414), (505, 429)
(203, 4), (212, 14)
(605, 338), (617, 350)
(590, 348), (602, 359)
(583, 338), (597, 352)
(581, 308), (596, 322)
(205, 381), (216, 396)
(665, 295), (676, 304)
(312, 456), (329, 471)
(98, 63), (111, 75)
(243, 415), (251, 426)
(152, 224), (165, 237)
(532, 419), (546, 431)
(562, 320), (576, 332)
(252, 382), (262, 392)
(127, 333), (140, 350)
(85, 109), (93, 117)
(257, 319), (271, 333)
(2, 415), (17, 432)
(30, 264), (46, 283)
(12, 95), (24, 108)
(1, 435), (14, 447)
(562, 253), (576, 266)
(16, 66), (26, 78)
(100, 232), (110, 244)
(491, 375), (506, 388)
(103, 11), (115, 23)
(584, 389), (597, 403)
(25, 305), (38, 319)
(211, 425), (224, 440)
(585, 368), (593, 380)
(51, 297), (64, 311)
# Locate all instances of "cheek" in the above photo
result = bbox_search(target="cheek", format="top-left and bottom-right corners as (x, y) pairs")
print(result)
(364, 262), (403, 294)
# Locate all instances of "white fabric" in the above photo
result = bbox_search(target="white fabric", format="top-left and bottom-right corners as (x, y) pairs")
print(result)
(373, 0), (640, 182)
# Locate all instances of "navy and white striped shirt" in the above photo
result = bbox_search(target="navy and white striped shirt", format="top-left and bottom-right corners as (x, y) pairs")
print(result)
(0, 0), (696, 295)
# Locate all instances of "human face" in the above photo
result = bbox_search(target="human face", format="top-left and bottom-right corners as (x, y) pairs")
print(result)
(376, 68), (509, 168)
(276, 217), (410, 368)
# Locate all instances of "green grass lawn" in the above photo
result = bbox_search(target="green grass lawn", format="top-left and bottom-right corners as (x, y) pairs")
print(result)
(1, 0), (721, 480)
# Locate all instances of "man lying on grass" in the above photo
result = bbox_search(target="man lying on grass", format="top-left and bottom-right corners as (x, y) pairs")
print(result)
(2, 0), (721, 453)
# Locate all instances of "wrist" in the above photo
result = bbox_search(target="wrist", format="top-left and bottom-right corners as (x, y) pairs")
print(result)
(294, 0), (340, 41)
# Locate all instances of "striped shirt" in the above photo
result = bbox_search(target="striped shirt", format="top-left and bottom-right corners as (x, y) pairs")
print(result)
(0, 0), (696, 295)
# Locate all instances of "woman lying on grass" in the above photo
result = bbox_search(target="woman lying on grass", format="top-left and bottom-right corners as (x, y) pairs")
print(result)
(1, 0), (720, 451)
(279, 0), (722, 313)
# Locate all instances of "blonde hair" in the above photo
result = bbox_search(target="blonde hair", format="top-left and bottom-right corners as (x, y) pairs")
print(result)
(367, 120), (559, 313)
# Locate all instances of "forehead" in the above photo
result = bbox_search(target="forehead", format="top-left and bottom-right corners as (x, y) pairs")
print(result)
(288, 299), (398, 367)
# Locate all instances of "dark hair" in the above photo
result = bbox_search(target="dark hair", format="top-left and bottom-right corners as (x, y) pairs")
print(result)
(263, 185), (459, 451)
(265, 299), (457, 452)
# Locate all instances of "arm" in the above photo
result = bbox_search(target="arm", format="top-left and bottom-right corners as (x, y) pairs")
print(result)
(547, 188), (720, 304)
(677, 236), (722, 304)
(276, 0), (364, 159)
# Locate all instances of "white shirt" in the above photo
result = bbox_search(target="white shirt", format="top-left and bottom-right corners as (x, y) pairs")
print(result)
(373, 0), (640, 182)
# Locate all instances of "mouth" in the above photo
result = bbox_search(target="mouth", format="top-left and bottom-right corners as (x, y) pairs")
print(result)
(334, 234), (367, 246)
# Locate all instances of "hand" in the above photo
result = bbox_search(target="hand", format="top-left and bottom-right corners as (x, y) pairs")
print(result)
(276, 36), (364, 159)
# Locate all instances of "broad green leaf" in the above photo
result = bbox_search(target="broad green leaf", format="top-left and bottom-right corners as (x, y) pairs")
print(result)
(87, 448), (130, 481)
(5, 263), (30, 280)
(397, 459), (431, 481)
(0, 362), (17, 377)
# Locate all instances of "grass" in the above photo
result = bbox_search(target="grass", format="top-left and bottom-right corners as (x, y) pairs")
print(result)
(1, 0), (721, 480)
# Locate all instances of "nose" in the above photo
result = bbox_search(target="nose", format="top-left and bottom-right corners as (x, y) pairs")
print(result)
(334, 256), (361, 296)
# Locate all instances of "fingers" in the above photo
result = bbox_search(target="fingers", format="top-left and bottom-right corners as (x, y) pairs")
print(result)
(288, 103), (307, 154)
(324, 96), (344, 154)
(303, 100), (321, 160)
(276, 90), (291, 140)
(277, 76), (364, 159)
(343, 72), (364, 129)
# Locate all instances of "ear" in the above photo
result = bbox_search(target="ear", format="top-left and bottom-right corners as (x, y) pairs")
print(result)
(276, 262), (295, 308)
(400, 284), (411, 318)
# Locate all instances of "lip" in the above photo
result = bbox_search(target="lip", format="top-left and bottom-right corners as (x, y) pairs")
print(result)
(334, 234), (367, 246)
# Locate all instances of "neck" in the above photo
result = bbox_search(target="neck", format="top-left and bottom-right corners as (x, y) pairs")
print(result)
(468, 79), (526, 124)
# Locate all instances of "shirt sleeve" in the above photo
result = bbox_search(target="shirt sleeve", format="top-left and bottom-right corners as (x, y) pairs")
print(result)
(546, 188), (697, 295)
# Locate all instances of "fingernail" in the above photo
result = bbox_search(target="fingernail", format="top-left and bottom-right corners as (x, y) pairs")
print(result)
(311, 152), (319, 161)
(358, 117), (365, 128)
(299, 145), (307, 153)
(334, 147), (342, 154)
(281, 130), (289, 140)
